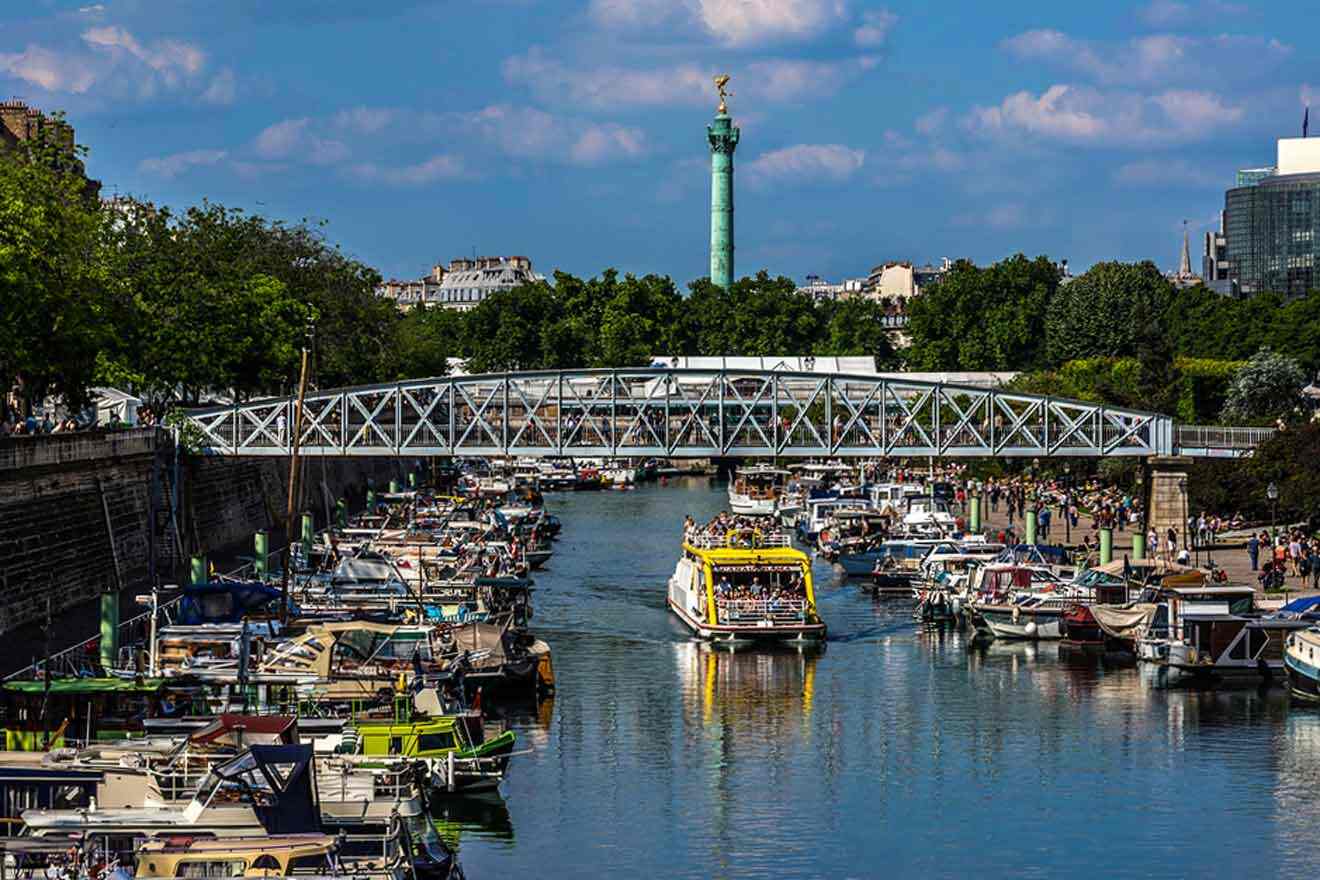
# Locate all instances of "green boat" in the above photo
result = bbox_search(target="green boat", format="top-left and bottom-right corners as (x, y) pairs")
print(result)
(354, 713), (516, 794)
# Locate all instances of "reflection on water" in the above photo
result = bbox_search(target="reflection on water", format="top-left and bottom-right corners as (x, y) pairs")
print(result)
(431, 795), (514, 849)
(455, 480), (1320, 879)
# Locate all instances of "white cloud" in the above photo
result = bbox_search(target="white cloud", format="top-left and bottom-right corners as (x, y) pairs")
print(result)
(349, 154), (466, 185)
(253, 118), (310, 159)
(695, 0), (848, 46)
(745, 143), (865, 185)
(138, 148), (228, 179)
(853, 8), (897, 48)
(333, 106), (398, 134)
(82, 25), (205, 83)
(1138, 0), (1247, 26)
(570, 123), (647, 164)
(953, 202), (1038, 230)
(201, 68), (236, 105)
(1112, 158), (1223, 188)
(587, 0), (863, 46)
(503, 48), (876, 109)
(914, 107), (948, 135)
(0, 45), (99, 93)
(968, 84), (1243, 146)
(1002, 28), (1290, 87)
(0, 25), (212, 101)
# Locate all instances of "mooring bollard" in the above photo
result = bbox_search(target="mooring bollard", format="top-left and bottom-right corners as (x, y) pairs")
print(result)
(1025, 510), (1038, 545)
(1100, 528), (1113, 565)
(1132, 531), (1146, 560)
(190, 555), (207, 587)
(301, 512), (315, 559)
(969, 497), (981, 533)
(254, 530), (269, 576)
(336, 498), (348, 529)
(99, 589), (119, 672)
(389, 479), (401, 494)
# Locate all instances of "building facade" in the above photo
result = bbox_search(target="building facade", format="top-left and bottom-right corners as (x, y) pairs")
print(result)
(378, 256), (543, 311)
(1213, 138), (1320, 297)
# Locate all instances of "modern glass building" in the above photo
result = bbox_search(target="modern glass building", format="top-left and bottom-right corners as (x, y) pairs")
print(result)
(1218, 139), (1320, 297)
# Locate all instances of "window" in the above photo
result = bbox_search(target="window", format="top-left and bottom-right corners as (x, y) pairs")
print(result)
(175, 860), (246, 877)
(390, 735), (404, 753)
(417, 731), (457, 752)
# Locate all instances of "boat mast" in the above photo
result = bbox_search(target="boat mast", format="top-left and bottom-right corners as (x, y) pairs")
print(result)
(282, 333), (312, 625)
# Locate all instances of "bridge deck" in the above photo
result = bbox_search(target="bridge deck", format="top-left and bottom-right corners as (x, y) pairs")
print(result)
(176, 369), (1271, 459)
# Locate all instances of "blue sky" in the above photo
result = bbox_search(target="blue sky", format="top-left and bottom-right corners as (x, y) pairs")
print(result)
(3, 0), (1318, 285)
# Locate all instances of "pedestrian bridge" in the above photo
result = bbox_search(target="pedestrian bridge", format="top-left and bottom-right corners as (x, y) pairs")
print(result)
(182, 368), (1270, 460)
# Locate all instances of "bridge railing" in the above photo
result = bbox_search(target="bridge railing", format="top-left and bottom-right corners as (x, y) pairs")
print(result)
(184, 369), (1177, 459)
(1174, 425), (1275, 456)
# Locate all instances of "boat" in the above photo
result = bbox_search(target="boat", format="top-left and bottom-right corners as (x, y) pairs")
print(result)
(667, 521), (825, 644)
(727, 466), (790, 517)
(1137, 584), (1310, 683)
(965, 564), (1069, 639)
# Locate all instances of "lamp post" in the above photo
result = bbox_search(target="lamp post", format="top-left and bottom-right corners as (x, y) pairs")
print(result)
(1267, 482), (1279, 541)
(1063, 463), (1071, 545)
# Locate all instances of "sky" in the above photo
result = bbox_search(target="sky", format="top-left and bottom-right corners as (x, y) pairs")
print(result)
(3, 0), (1319, 286)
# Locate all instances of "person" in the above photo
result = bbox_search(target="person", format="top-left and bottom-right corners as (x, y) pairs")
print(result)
(1176, 546), (1190, 565)
(1248, 532), (1260, 572)
(1165, 527), (1178, 564)
(1289, 534), (1303, 577)
(1039, 507), (1052, 541)
(1147, 526), (1158, 560)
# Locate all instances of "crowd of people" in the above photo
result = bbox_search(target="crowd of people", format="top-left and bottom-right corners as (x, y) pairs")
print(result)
(1249, 530), (1320, 590)
(683, 512), (782, 547)
(0, 403), (161, 437)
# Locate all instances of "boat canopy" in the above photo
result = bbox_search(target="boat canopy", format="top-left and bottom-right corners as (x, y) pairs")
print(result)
(179, 581), (291, 625)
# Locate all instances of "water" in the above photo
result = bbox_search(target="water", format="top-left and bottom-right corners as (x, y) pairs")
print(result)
(455, 478), (1320, 878)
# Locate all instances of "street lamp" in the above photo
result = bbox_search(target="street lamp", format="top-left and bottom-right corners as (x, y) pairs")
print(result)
(1063, 463), (1071, 544)
(1267, 481), (1279, 540)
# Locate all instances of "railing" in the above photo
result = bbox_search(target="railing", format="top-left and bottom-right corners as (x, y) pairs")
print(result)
(686, 530), (793, 549)
(715, 597), (808, 623)
(0, 427), (162, 471)
(1174, 425), (1275, 456)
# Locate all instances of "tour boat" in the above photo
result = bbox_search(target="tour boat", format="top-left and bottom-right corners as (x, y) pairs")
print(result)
(727, 466), (790, 517)
(667, 525), (825, 644)
(1286, 626), (1320, 702)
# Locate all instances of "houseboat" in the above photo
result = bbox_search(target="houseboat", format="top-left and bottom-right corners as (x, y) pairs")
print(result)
(727, 466), (790, 517)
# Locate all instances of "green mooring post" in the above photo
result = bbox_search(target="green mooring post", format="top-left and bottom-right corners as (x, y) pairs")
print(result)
(336, 498), (348, 529)
(1132, 531), (1146, 560)
(1025, 510), (1038, 545)
(254, 531), (269, 576)
(1100, 528), (1114, 565)
(300, 512), (315, 558)
(389, 479), (401, 494)
(969, 497), (981, 533)
(99, 589), (119, 671)
(366, 488), (376, 511)
(408, 471), (417, 489)
(190, 555), (207, 588)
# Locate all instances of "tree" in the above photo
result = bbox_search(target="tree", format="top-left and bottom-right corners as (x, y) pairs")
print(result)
(906, 255), (1060, 371)
(393, 305), (462, 379)
(1190, 422), (1320, 527)
(0, 133), (108, 414)
(463, 282), (562, 372)
(1220, 347), (1308, 424)
(1044, 261), (1173, 364)
(818, 298), (899, 368)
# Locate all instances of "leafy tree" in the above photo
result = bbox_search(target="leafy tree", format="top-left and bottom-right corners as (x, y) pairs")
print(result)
(906, 255), (1059, 371)
(393, 305), (461, 379)
(0, 131), (108, 414)
(818, 298), (900, 368)
(1190, 422), (1320, 527)
(1044, 261), (1173, 363)
(1221, 347), (1308, 424)
(463, 282), (562, 372)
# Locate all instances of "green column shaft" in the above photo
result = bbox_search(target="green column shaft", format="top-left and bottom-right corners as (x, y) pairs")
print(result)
(389, 479), (401, 494)
(969, 497), (981, 533)
(1132, 532), (1146, 560)
(708, 113), (739, 289)
(300, 512), (315, 558)
(366, 488), (376, 510)
(408, 471), (417, 489)
(99, 591), (119, 671)
(1099, 528), (1113, 565)
(1025, 510), (1038, 545)
(336, 498), (348, 529)
(190, 555), (207, 588)
(254, 531), (269, 576)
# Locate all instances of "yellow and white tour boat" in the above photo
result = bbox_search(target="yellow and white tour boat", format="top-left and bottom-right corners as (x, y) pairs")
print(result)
(668, 523), (826, 644)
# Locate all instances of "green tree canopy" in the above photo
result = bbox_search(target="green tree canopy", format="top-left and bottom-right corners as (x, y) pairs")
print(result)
(905, 255), (1060, 371)
(1221, 347), (1308, 425)
(1044, 261), (1173, 363)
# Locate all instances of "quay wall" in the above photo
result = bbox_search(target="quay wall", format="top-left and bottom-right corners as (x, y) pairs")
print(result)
(0, 430), (409, 634)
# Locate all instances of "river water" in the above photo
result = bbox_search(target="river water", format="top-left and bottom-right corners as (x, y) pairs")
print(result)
(453, 478), (1320, 879)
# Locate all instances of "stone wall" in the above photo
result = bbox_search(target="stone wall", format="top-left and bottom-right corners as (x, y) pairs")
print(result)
(1146, 457), (1192, 551)
(0, 430), (415, 634)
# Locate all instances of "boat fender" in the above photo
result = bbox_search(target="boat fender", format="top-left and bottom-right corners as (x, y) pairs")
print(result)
(1024, 621), (1037, 637)
(1011, 606), (1021, 624)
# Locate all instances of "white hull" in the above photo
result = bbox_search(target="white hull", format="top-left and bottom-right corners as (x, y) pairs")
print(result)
(728, 492), (776, 516)
(977, 607), (1064, 640)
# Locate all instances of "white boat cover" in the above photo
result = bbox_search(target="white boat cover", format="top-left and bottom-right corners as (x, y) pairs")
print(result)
(1091, 603), (1158, 640)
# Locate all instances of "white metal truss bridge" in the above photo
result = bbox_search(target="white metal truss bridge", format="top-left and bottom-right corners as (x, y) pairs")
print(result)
(182, 369), (1269, 460)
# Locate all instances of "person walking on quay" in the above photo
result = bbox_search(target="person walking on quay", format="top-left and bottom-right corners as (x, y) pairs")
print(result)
(1311, 538), (1320, 591)
(1146, 526), (1158, 561)
(990, 483), (1001, 513)
(1165, 527), (1178, 564)
(1039, 506), (1052, 542)
(1248, 532), (1261, 572)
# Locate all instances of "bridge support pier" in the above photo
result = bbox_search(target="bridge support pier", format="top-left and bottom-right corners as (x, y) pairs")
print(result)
(1146, 457), (1192, 553)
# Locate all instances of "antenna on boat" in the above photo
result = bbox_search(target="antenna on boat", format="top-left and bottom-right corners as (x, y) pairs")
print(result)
(282, 322), (314, 625)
